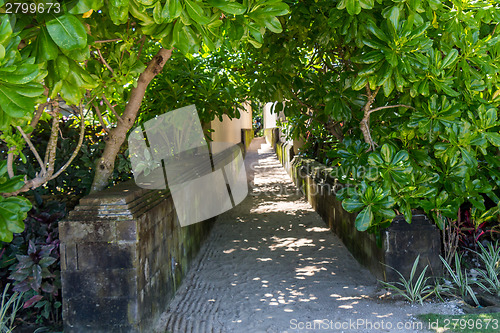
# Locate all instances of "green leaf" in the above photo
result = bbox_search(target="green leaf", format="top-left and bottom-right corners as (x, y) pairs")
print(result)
(59, 81), (81, 105)
(440, 49), (459, 69)
(352, 75), (368, 90)
(68, 0), (104, 14)
(351, 50), (384, 64)
(34, 28), (59, 62)
(185, 0), (211, 25)
(383, 76), (394, 96)
(387, 6), (400, 30)
(436, 190), (448, 207)
(0, 161), (7, 176)
(208, 0), (247, 15)
(46, 14), (88, 51)
(128, 0), (154, 24)
(252, 3), (289, 16)
(378, 207), (396, 220)
(385, 50), (398, 67)
(355, 206), (373, 231)
(0, 204), (18, 222)
(0, 84), (35, 117)
(160, 0), (181, 22)
(485, 132), (500, 147)
(0, 175), (24, 193)
(6, 215), (24, 233)
(54, 55), (70, 80)
(262, 16), (283, 33)
(376, 63), (393, 86)
(153, 1), (164, 24)
(108, 1), (129, 25)
(359, 0), (374, 10)
(0, 64), (40, 85)
(0, 220), (13, 242)
(368, 152), (384, 166)
(345, 0), (361, 15)
(200, 29), (216, 51)
(342, 198), (365, 212)
(381, 144), (395, 163)
(0, 14), (13, 45)
(365, 21), (389, 43)
(469, 197), (486, 211)
(0, 197), (31, 236)
(392, 150), (409, 164)
(460, 148), (477, 168)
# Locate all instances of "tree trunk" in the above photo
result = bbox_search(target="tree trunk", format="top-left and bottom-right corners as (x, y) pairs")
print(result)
(90, 48), (173, 193)
(360, 85), (379, 151)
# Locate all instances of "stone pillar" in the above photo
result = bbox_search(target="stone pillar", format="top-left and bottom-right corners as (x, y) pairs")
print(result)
(59, 181), (213, 332)
(384, 213), (443, 281)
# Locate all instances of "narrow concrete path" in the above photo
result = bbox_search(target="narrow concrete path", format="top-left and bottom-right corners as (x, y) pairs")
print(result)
(156, 138), (459, 333)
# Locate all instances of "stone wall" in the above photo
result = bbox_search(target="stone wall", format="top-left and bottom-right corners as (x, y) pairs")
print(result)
(264, 127), (279, 148)
(59, 181), (214, 332)
(241, 128), (254, 151)
(275, 139), (294, 174)
(274, 141), (443, 282)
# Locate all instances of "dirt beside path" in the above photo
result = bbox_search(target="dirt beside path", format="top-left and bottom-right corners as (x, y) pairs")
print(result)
(155, 137), (461, 333)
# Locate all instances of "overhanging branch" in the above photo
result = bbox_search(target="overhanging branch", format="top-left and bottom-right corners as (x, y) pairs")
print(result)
(16, 126), (46, 177)
(50, 104), (85, 180)
(368, 104), (414, 115)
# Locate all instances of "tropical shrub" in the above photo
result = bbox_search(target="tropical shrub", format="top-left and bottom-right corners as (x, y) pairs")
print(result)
(243, 0), (500, 236)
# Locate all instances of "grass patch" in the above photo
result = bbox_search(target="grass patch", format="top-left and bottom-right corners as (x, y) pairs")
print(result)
(419, 312), (500, 332)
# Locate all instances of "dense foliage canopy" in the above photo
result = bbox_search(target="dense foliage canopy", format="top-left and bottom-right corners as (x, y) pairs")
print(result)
(1, 0), (499, 243)
(0, 0), (289, 242)
(243, 0), (500, 236)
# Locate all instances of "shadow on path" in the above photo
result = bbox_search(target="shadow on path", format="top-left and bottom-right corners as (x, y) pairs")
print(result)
(156, 138), (459, 333)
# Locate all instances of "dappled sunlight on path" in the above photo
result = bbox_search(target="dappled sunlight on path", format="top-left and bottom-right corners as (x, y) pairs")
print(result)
(156, 138), (460, 333)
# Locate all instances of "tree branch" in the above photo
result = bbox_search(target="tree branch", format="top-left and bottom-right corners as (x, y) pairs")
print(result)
(6, 147), (15, 178)
(368, 104), (415, 115)
(16, 126), (47, 176)
(94, 38), (122, 44)
(137, 35), (146, 59)
(30, 102), (47, 129)
(92, 101), (108, 132)
(90, 48), (174, 193)
(97, 48), (115, 76)
(44, 107), (60, 179)
(102, 94), (123, 123)
(359, 84), (381, 151)
(6, 98), (47, 180)
(50, 105), (85, 180)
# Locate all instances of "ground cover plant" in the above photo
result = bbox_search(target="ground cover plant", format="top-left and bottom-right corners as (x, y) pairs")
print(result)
(380, 240), (500, 318)
(0, 283), (22, 333)
(379, 255), (437, 305)
(0, 201), (65, 330)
